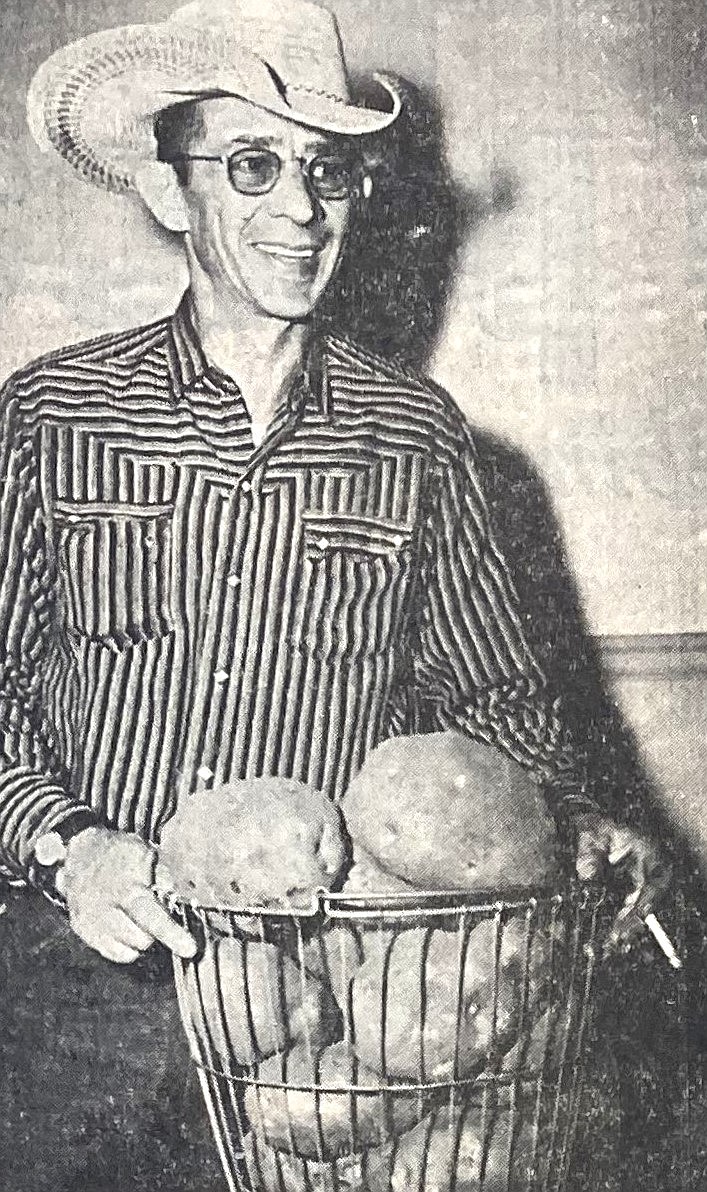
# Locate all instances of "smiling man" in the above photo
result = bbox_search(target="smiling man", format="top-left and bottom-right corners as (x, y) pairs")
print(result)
(6, 0), (665, 1020)
(0, 0), (668, 1185)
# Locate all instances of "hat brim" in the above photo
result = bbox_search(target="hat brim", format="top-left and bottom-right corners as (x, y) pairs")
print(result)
(28, 23), (402, 193)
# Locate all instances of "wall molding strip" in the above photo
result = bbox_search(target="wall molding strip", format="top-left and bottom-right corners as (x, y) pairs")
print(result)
(596, 632), (707, 678)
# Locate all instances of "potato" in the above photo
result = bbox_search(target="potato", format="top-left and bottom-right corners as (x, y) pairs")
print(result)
(300, 853), (416, 1014)
(341, 848), (418, 897)
(156, 777), (348, 909)
(350, 919), (555, 1081)
(343, 733), (560, 892)
(179, 936), (336, 1072)
(245, 1040), (428, 1159)
(366, 1102), (537, 1192)
(242, 1131), (383, 1192)
(303, 924), (364, 1016)
(500, 1004), (567, 1080)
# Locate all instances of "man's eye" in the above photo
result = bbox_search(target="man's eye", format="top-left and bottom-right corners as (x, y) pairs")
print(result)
(229, 150), (279, 191)
(312, 157), (348, 179)
(310, 157), (352, 194)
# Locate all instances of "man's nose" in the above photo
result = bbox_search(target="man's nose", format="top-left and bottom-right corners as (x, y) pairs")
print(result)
(270, 161), (320, 225)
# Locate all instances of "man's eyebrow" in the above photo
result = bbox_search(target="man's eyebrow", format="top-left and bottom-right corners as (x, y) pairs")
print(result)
(225, 134), (277, 148)
(223, 134), (345, 154)
(301, 139), (345, 156)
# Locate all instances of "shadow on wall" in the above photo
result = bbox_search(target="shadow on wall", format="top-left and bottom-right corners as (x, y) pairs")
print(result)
(322, 76), (687, 855)
(323, 77), (702, 881)
(322, 75), (706, 1191)
(320, 75), (519, 366)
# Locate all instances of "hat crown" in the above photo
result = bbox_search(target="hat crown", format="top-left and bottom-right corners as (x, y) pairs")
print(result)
(171, 0), (348, 98)
(27, 0), (400, 194)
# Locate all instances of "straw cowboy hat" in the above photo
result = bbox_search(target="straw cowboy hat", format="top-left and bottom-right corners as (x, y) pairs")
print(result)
(27, 0), (401, 195)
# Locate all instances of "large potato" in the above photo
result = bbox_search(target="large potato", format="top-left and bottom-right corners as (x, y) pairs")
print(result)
(179, 936), (336, 1072)
(343, 733), (560, 891)
(156, 777), (348, 909)
(245, 1040), (428, 1159)
(366, 1102), (537, 1192)
(350, 919), (555, 1081)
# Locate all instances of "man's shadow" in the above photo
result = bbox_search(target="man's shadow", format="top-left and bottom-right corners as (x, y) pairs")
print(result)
(320, 74), (512, 363)
(323, 76), (706, 1188)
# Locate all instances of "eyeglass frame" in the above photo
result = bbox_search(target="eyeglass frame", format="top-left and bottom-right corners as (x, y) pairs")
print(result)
(161, 145), (369, 201)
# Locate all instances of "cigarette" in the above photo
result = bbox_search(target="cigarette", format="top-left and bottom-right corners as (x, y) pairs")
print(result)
(644, 913), (682, 970)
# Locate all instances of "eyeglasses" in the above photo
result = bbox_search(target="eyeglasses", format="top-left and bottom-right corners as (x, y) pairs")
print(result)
(164, 146), (361, 200)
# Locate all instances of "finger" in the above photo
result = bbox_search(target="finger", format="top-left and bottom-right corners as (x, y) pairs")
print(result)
(605, 824), (636, 863)
(71, 921), (143, 964)
(623, 846), (670, 917)
(122, 888), (197, 958)
(96, 940), (144, 965)
(104, 909), (155, 953)
(575, 831), (604, 881)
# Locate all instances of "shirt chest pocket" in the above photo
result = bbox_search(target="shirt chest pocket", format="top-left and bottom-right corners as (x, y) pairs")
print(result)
(53, 502), (175, 650)
(290, 513), (418, 663)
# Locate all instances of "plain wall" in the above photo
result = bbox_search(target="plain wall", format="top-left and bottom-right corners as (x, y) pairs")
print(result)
(608, 667), (707, 874)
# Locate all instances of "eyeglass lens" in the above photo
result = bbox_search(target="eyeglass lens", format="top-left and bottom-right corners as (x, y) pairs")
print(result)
(226, 148), (355, 199)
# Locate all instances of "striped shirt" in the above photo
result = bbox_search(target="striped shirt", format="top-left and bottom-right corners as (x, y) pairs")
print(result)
(0, 295), (596, 877)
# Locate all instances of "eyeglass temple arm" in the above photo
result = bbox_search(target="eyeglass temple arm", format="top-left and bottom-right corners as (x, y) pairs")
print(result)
(162, 154), (224, 163)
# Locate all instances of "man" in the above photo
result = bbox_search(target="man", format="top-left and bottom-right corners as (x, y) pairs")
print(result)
(1, 0), (666, 1182)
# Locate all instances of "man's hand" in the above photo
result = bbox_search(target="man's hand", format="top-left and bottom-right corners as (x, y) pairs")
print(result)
(56, 826), (196, 964)
(573, 812), (671, 955)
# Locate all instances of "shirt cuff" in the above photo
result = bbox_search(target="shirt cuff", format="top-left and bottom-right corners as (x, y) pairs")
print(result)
(0, 765), (99, 877)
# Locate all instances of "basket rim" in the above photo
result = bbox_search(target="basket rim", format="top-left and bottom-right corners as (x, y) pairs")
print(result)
(155, 879), (606, 921)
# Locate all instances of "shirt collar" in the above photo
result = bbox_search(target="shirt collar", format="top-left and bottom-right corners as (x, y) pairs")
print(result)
(166, 291), (330, 417)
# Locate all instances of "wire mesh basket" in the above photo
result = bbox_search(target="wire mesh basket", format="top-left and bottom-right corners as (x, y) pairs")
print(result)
(163, 885), (606, 1192)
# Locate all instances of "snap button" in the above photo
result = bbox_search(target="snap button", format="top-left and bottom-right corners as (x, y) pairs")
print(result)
(196, 765), (214, 781)
(317, 536), (328, 550)
(227, 574), (241, 588)
(393, 534), (405, 548)
(214, 669), (229, 684)
(241, 480), (252, 494)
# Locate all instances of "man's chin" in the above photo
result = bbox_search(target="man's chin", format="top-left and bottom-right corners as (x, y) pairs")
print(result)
(256, 289), (326, 322)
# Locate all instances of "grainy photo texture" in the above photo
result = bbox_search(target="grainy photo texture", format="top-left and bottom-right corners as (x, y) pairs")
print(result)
(0, 2), (704, 1191)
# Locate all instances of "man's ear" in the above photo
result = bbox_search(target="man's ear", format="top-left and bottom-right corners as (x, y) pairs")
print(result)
(134, 162), (190, 233)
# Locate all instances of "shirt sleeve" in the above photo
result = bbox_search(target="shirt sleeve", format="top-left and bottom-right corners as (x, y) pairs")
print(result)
(411, 413), (599, 815)
(0, 379), (97, 879)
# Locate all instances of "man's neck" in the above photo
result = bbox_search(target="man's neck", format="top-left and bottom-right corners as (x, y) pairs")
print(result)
(187, 261), (311, 426)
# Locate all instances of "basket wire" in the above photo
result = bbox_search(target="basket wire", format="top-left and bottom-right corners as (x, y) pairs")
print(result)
(165, 886), (605, 1192)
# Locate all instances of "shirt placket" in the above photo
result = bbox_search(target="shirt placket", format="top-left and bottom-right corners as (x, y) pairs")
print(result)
(179, 472), (258, 793)
(176, 377), (308, 796)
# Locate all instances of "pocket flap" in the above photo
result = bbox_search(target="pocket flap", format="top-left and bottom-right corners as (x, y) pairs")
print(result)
(54, 501), (174, 523)
(302, 512), (414, 556)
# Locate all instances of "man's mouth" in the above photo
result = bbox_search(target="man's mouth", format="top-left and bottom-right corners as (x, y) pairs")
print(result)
(252, 242), (321, 260)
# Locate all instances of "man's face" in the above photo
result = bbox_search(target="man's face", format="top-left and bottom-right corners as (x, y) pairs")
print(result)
(176, 97), (352, 321)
